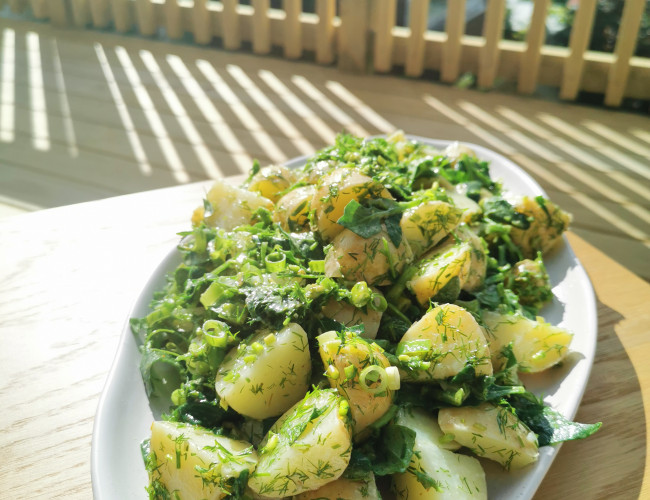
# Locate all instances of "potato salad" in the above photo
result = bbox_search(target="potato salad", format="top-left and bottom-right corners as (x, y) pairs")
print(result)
(131, 133), (600, 500)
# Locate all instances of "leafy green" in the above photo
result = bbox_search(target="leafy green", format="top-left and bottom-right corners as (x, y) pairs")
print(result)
(337, 198), (403, 247)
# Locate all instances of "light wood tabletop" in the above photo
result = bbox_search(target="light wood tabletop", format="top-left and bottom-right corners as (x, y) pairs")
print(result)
(0, 181), (648, 499)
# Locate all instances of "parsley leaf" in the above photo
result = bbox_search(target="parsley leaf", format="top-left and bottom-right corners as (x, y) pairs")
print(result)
(337, 198), (404, 247)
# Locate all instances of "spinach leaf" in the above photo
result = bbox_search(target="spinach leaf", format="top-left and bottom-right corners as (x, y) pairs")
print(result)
(337, 198), (403, 247)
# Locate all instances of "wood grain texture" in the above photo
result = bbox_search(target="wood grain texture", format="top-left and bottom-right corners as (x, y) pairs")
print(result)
(559, 0), (597, 100)
(517, 0), (549, 94)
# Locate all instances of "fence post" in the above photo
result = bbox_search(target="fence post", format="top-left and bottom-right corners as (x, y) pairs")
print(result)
(28, 0), (47, 19)
(405, 0), (428, 77)
(478, 0), (506, 88)
(373, 0), (396, 73)
(560, 0), (597, 100)
(517, 0), (549, 94)
(70, 0), (91, 27)
(338, 0), (369, 72)
(315, 0), (335, 65)
(284, 0), (302, 59)
(441, 0), (467, 83)
(221, 0), (241, 50)
(89, 0), (112, 28)
(165, 0), (183, 40)
(135, 0), (156, 35)
(50, 0), (71, 26)
(604, 0), (645, 107)
(252, 0), (271, 55)
(192, 0), (212, 45)
(111, 0), (133, 32)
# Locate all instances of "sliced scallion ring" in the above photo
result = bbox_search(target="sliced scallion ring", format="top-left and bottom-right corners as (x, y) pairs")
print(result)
(359, 365), (388, 394)
(265, 252), (286, 273)
(385, 366), (401, 390)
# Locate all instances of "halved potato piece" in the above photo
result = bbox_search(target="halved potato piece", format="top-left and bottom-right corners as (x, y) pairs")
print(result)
(294, 474), (380, 500)
(247, 165), (295, 202)
(483, 311), (572, 373)
(438, 403), (539, 470)
(320, 297), (383, 339)
(400, 200), (464, 257)
(215, 323), (311, 419)
(318, 330), (395, 434)
(273, 185), (316, 232)
(248, 389), (353, 497)
(397, 304), (492, 381)
(148, 421), (257, 500)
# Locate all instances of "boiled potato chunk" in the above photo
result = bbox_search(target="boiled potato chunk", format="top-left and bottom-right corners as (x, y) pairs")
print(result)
(397, 304), (492, 381)
(311, 168), (393, 242)
(400, 201), (464, 256)
(294, 474), (380, 500)
(325, 225), (414, 286)
(407, 240), (472, 306)
(192, 180), (274, 229)
(438, 403), (539, 470)
(215, 323), (311, 420)
(248, 389), (353, 497)
(454, 224), (487, 293)
(320, 297), (383, 339)
(148, 421), (257, 500)
(448, 192), (482, 224)
(318, 330), (395, 434)
(443, 142), (478, 165)
(483, 311), (572, 373)
(273, 185), (316, 232)
(508, 196), (571, 258)
(393, 409), (486, 500)
(394, 407), (461, 451)
(248, 165), (295, 202)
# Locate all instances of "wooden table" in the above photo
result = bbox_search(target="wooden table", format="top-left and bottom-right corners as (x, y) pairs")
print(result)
(1, 182), (649, 499)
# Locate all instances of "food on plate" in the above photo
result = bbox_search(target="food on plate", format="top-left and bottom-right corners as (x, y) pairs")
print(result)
(131, 133), (600, 500)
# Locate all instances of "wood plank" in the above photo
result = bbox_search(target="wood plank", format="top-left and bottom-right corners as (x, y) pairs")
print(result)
(70, 0), (92, 27)
(441, 0), (467, 83)
(89, 0), (112, 28)
(9, 0), (27, 14)
(28, 0), (47, 19)
(517, 0), (549, 94)
(404, 0), (428, 77)
(338, 0), (368, 72)
(111, 0), (133, 33)
(372, 0), (396, 73)
(164, 0), (183, 40)
(192, 0), (212, 45)
(49, 0), (69, 26)
(135, 0), (156, 35)
(251, 0), (271, 55)
(283, 0), (302, 60)
(315, 0), (335, 65)
(478, 0), (506, 88)
(221, 0), (241, 50)
(604, 0), (645, 107)
(559, 0), (597, 100)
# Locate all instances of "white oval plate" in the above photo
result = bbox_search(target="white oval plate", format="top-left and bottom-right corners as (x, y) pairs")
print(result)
(91, 137), (597, 500)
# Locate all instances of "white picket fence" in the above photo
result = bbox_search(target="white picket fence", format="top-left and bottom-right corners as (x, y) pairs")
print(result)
(3, 0), (649, 107)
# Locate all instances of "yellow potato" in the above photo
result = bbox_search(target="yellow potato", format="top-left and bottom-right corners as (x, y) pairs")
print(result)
(443, 142), (478, 165)
(406, 240), (472, 306)
(447, 191), (482, 224)
(193, 180), (274, 229)
(325, 225), (414, 286)
(215, 323), (311, 419)
(248, 389), (353, 497)
(311, 167), (393, 241)
(293, 474), (380, 500)
(483, 311), (573, 373)
(453, 224), (487, 293)
(273, 185), (316, 232)
(400, 200), (464, 257)
(148, 421), (257, 500)
(320, 297), (383, 339)
(393, 408), (486, 500)
(318, 330), (395, 434)
(247, 165), (295, 202)
(397, 304), (492, 381)
(438, 403), (539, 470)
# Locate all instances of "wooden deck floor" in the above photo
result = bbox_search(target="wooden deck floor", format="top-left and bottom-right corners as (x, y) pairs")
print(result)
(1, 19), (649, 280)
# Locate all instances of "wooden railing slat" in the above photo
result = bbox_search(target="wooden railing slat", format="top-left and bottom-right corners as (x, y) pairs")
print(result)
(192, 0), (211, 45)
(70, 0), (91, 27)
(221, 0), (241, 50)
(605, 0), (646, 107)
(111, 0), (133, 32)
(49, 0), (69, 26)
(373, 0), (396, 73)
(517, 0), (549, 94)
(89, 0), (112, 28)
(560, 0), (597, 100)
(478, 0), (506, 88)
(315, 0), (335, 65)
(135, 0), (156, 35)
(164, 0), (183, 39)
(405, 0), (428, 77)
(252, 0), (271, 55)
(338, 0), (369, 72)
(28, 0), (47, 19)
(441, 0), (467, 83)
(283, 0), (302, 59)
(9, 0), (27, 14)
